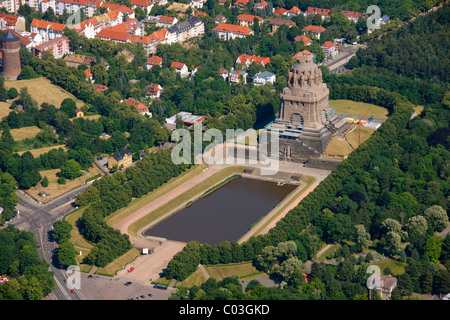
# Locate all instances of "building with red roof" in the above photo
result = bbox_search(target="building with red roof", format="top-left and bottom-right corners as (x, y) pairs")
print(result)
(0, 13), (26, 32)
(305, 7), (331, 20)
(273, 8), (288, 15)
(237, 14), (263, 27)
(253, 0), (268, 10)
(145, 55), (163, 70)
(234, 0), (249, 9)
(321, 41), (338, 59)
(124, 97), (152, 116)
(236, 54), (270, 68)
(143, 83), (163, 99)
(170, 61), (189, 77)
(302, 25), (326, 39)
(269, 18), (295, 31)
(32, 36), (70, 59)
(294, 34), (312, 46)
(214, 23), (254, 40)
(31, 19), (66, 43)
(93, 83), (109, 92)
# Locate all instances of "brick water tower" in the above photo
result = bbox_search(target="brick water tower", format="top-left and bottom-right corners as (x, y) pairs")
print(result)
(1, 30), (21, 81)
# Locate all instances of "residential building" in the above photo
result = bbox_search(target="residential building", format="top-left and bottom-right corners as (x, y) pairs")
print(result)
(0, 13), (26, 32)
(165, 16), (204, 44)
(166, 111), (204, 127)
(253, 0), (268, 11)
(218, 67), (228, 81)
(108, 148), (132, 169)
(142, 83), (163, 99)
(189, 0), (203, 9)
(341, 10), (363, 22)
(52, 0), (103, 18)
(252, 71), (276, 85)
(32, 35), (70, 59)
(124, 97), (152, 116)
(274, 8), (288, 15)
(321, 41), (338, 59)
(214, 23), (254, 40)
(145, 55), (163, 70)
(294, 34), (312, 46)
(228, 69), (247, 84)
(304, 7), (331, 20)
(30, 19), (65, 43)
(286, 6), (301, 17)
(170, 61), (189, 78)
(156, 15), (178, 28)
(376, 275), (397, 300)
(75, 108), (84, 117)
(215, 13), (227, 24)
(93, 83), (108, 92)
(167, 2), (191, 14)
(63, 53), (97, 67)
(269, 18), (295, 32)
(236, 14), (263, 27)
(130, 0), (154, 14)
(84, 68), (93, 82)
(302, 25), (326, 39)
(236, 53), (270, 68)
(233, 0), (248, 10)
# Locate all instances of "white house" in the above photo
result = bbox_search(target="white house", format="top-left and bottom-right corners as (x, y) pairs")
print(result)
(170, 61), (189, 78)
(252, 71), (276, 86)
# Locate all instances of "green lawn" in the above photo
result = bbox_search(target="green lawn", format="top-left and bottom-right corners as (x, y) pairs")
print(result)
(330, 100), (389, 119)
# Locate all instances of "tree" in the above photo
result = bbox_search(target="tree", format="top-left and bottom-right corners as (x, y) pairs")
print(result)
(60, 98), (77, 118)
(41, 176), (49, 188)
(355, 224), (371, 251)
(59, 159), (82, 180)
(56, 242), (77, 268)
(52, 220), (72, 244)
(425, 235), (443, 266)
(424, 205), (449, 232)
(7, 87), (18, 99)
(385, 231), (402, 256)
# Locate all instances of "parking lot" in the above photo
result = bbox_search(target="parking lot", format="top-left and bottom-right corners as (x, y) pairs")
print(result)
(76, 273), (173, 300)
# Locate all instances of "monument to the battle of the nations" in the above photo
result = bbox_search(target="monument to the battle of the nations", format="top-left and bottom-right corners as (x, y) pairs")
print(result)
(265, 51), (350, 165)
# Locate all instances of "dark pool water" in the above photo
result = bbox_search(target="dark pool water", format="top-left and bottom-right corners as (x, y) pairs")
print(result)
(143, 177), (297, 244)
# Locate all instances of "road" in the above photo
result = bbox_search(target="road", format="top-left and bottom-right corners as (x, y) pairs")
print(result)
(9, 184), (90, 300)
(322, 44), (363, 74)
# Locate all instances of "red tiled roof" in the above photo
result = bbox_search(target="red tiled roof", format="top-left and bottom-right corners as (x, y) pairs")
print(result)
(294, 35), (312, 44)
(237, 54), (270, 66)
(341, 10), (362, 19)
(146, 55), (163, 66)
(94, 84), (109, 91)
(158, 15), (176, 24)
(293, 50), (313, 59)
(321, 41), (335, 48)
(306, 7), (331, 16)
(214, 23), (253, 36)
(269, 18), (295, 26)
(31, 19), (66, 32)
(130, 0), (152, 6)
(0, 13), (22, 27)
(237, 14), (263, 23)
(289, 6), (301, 13)
(33, 36), (70, 52)
(274, 8), (288, 14)
(170, 61), (186, 69)
(234, 0), (248, 6)
(124, 97), (149, 112)
(143, 83), (162, 94)
(84, 69), (93, 78)
(303, 25), (326, 33)
(254, 0), (268, 8)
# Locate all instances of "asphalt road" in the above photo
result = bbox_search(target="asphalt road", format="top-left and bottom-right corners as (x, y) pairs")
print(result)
(9, 184), (90, 300)
(322, 44), (364, 74)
